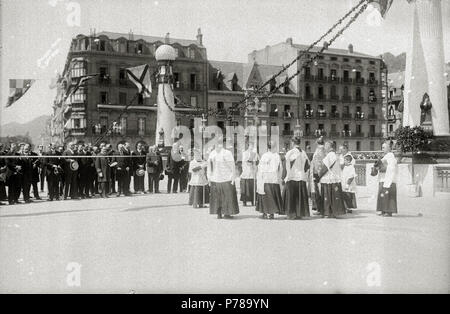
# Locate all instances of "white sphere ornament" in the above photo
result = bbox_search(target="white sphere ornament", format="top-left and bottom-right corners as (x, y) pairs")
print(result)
(155, 44), (177, 61)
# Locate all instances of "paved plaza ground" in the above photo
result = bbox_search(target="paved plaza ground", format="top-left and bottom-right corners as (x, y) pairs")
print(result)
(0, 184), (449, 293)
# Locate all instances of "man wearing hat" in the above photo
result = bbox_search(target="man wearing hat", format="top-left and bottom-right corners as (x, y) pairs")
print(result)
(44, 144), (62, 201)
(132, 143), (146, 194)
(62, 142), (80, 200)
(95, 145), (111, 198)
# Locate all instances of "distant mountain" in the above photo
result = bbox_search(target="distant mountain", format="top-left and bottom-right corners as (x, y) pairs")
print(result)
(0, 115), (51, 145)
(383, 52), (450, 78)
(382, 52), (407, 74)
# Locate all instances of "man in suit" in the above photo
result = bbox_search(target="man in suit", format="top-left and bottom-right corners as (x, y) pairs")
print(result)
(115, 144), (132, 197)
(6, 143), (23, 204)
(106, 144), (116, 195)
(95, 145), (111, 198)
(132, 143), (146, 194)
(0, 143), (7, 203)
(146, 145), (163, 193)
(63, 142), (79, 200)
(45, 144), (61, 201)
(37, 145), (46, 192)
(29, 145), (41, 200)
(77, 144), (90, 199)
(122, 142), (132, 194)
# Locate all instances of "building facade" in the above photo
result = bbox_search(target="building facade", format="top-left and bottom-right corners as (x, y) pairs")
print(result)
(249, 38), (387, 152)
(51, 30), (207, 148)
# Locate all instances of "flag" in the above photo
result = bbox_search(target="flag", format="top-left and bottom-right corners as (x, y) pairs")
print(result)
(65, 74), (99, 100)
(369, 0), (394, 18)
(6, 79), (35, 107)
(126, 64), (152, 98)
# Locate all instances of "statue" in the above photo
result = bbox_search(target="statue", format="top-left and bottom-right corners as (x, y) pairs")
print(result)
(419, 93), (433, 133)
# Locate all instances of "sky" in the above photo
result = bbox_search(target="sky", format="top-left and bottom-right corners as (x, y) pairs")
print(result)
(1, 0), (449, 126)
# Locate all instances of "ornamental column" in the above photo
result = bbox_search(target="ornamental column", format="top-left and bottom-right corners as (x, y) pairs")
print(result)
(403, 0), (449, 135)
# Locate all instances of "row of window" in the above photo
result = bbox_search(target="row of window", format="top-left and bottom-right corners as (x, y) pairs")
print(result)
(304, 54), (377, 65)
(303, 85), (377, 100)
(304, 67), (377, 80)
(73, 37), (201, 59)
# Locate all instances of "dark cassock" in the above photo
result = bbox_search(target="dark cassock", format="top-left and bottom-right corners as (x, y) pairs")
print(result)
(188, 157), (209, 208)
(62, 147), (79, 200)
(317, 150), (346, 218)
(146, 148), (163, 193)
(283, 145), (311, 219)
(45, 150), (62, 201)
(132, 148), (146, 193)
(255, 150), (283, 219)
(376, 152), (398, 216)
(207, 145), (239, 219)
(38, 150), (46, 192)
(122, 147), (132, 194)
(95, 151), (111, 198)
(179, 158), (190, 193)
(240, 147), (259, 206)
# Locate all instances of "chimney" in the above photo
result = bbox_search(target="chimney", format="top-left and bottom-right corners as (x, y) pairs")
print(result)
(286, 37), (293, 45)
(165, 32), (170, 44)
(348, 44), (354, 54)
(196, 28), (203, 45)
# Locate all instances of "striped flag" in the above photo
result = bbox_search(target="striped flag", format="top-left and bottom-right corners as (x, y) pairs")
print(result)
(369, 0), (394, 18)
(6, 79), (35, 107)
(126, 64), (152, 98)
(65, 74), (99, 100)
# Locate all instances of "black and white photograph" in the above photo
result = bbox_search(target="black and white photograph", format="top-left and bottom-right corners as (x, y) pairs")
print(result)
(0, 0), (449, 298)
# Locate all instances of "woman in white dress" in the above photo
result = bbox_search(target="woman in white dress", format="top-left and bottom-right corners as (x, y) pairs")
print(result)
(376, 142), (398, 217)
(255, 140), (283, 219)
(207, 138), (239, 219)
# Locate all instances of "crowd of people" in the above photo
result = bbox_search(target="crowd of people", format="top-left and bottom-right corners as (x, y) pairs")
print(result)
(189, 135), (398, 219)
(0, 140), (190, 206)
(0, 136), (398, 220)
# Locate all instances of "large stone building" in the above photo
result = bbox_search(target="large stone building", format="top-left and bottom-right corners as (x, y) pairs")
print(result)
(51, 33), (387, 152)
(51, 30), (207, 148)
(247, 38), (387, 152)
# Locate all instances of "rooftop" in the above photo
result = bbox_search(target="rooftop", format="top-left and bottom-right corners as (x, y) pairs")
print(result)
(96, 31), (203, 48)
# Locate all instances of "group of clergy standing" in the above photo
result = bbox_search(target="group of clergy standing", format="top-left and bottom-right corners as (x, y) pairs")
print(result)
(187, 135), (398, 219)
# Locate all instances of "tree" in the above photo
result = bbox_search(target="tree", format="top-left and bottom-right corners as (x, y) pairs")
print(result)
(394, 126), (432, 154)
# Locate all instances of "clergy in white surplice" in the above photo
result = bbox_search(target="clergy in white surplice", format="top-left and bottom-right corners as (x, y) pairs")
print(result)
(255, 141), (283, 219)
(282, 136), (311, 220)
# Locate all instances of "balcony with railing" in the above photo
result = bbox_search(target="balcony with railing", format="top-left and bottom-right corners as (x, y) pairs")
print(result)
(304, 94), (313, 101)
(367, 79), (379, 86)
(341, 130), (352, 137)
(329, 132), (341, 138)
(368, 96), (378, 103)
(118, 79), (129, 87)
(355, 96), (364, 102)
(368, 132), (383, 138)
(352, 132), (365, 138)
(317, 94), (327, 101)
(314, 129), (327, 137)
(98, 75), (111, 85)
(283, 111), (294, 119)
(368, 114), (378, 120)
(269, 111), (279, 117)
(342, 77), (352, 83)
(66, 128), (87, 137)
(282, 130), (294, 136)
(329, 95), (339, 101)
(355, 112), (365, 120)
(342, 113), (352, 119)
(316, 110), (327, 119)
(316, 75), (328, 82)
(354, 78), (365, 85)
(342, 95), (352, 102)
(329, 112), (340, 119)
(303, 110), (314, 119)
